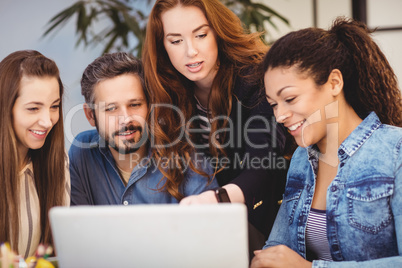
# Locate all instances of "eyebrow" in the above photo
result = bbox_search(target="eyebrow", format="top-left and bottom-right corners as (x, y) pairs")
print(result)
(26, 102), (44, 105)
(165, 24), (209, 37)
(103, 98), (146, 106)
(25, 98), (60, 106)
(128, 98), (145, 102)
(265, 86), (294, 100)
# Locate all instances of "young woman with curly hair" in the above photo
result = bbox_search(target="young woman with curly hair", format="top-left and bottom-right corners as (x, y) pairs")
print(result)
(251, 17), (402, 268)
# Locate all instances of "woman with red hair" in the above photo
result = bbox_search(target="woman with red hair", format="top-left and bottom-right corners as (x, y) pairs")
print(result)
(143, 0), (288, 254)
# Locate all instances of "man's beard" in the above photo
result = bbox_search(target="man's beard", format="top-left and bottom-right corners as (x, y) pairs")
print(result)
(102, 124), (147, 155)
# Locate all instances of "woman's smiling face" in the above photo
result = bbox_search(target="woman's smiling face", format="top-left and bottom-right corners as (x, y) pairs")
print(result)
(264, 66), (337, 149)
(12, 75), (60, 159)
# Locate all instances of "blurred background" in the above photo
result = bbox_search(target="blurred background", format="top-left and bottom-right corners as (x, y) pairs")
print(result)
(1, 0), (401, 149)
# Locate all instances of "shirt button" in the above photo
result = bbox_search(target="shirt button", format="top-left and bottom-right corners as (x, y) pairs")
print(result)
(339, 149), (345, 155)
(123, 201), (129, 205)
(331, 185), (337, 192)
(340, 162), (345, 168)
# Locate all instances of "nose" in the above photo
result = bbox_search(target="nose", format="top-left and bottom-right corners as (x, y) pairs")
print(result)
(275, 104), (291, 124)
(186, 40), (198, 58)
(118, 108), (133, 126)
(38, 110), (53, 128)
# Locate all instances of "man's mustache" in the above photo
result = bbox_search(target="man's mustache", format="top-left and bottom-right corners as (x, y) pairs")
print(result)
(112, 125), (142, 137)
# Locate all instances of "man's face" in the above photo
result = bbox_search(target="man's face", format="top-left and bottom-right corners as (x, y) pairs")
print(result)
(90, 73), (148, 154)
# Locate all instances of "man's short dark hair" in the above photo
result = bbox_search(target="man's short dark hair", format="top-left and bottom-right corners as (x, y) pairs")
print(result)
(81, 52), (147, 106)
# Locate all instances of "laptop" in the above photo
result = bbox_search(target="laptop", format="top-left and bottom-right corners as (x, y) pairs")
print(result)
(49, 204), (249, 268)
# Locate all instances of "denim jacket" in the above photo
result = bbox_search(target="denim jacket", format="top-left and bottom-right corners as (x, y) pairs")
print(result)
(264, 112), (402, 267)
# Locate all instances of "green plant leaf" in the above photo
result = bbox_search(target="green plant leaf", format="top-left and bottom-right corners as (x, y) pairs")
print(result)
(252, 3), (289, 25)
(43, 2), (85, 37)
(42, 0), (290, 57)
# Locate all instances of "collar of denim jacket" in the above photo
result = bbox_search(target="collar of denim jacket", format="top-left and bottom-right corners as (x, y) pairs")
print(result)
(337, 111), (381, 160)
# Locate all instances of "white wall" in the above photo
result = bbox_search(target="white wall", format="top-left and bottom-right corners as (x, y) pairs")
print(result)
(260, 0), (402, 88)
(0, 0), (102, 149)
(1, 0), (401, 150)
(368, 0), (402, 87)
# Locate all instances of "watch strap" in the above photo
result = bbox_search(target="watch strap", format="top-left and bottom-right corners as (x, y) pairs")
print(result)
(214, 187), (231, 203)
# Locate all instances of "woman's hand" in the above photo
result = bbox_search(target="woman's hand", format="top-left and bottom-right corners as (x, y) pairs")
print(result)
(251, 245), (312, 268)
(180, 184), (245, 205)
(179, 190), (217, 205)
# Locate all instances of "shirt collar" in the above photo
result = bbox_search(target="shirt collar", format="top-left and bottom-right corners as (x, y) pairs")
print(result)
(307, 144), (320, 174)
(19, 160), (33, 176)
(338, 112), (381, 159)
(306, 112), (381, 162)
(90, 131), (101, 149)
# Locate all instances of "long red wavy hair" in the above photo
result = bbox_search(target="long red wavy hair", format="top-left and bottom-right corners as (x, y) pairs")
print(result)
(142, 0), (268, 200)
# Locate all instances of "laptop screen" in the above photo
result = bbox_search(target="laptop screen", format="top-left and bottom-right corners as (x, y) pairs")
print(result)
(50, 204), (248, 268)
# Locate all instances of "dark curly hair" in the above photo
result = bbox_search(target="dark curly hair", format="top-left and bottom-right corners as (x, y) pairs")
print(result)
(261, 16), (402, 127)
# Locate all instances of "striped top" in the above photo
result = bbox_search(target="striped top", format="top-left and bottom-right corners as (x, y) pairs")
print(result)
(17, 160), (70, 258)
(305, 208), (333, 261)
